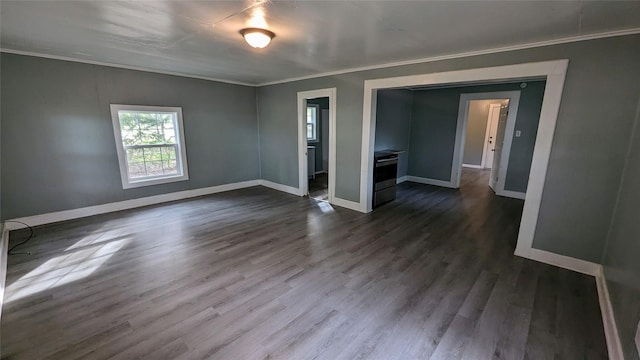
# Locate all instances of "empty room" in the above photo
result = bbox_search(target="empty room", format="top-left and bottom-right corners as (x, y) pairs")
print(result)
(1, 1), (639, 359)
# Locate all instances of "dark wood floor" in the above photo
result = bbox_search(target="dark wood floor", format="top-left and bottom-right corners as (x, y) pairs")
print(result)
(309, 172), (328, 201)
(1, 169), (607, 359)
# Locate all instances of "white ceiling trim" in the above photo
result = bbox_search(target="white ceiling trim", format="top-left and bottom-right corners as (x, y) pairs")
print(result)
(257, 28), (640, 87)
(0, 48), (255, 87)
(1, 28), (639, 88)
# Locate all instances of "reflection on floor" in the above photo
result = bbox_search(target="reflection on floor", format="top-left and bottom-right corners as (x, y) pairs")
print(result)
(1, 169), (607, 359)
(309, 172), (328, 201)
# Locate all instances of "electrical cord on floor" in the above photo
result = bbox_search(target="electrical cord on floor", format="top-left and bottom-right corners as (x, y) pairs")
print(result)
(2, 220), (34, 256)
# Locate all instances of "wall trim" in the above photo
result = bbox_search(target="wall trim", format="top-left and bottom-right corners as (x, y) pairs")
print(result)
(497, 189), (526, 200)
(3, 180), (261, 230)
(257, 28), (640, 87)
(331, 197), (364, 212)
(596, 267), (624, 360)
(4, 29), (638, 89)
(462, 164), (484, 169)
(405, 176), (457, 189)
(259, 180), (302, 196)
(0, 226), (9, 327)
(518, 248), (600, 276)
(397, 175), (408, 184)
(0, 48), (255, 87)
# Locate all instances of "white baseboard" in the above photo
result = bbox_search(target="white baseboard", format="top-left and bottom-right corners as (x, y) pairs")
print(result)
(516, 248), (600, 276)
(595, 267), (624, 360)
(497, 189), (527, 200)
(332, 197), (365, 212)
(259, 180), (302, 196)
(406, 176), (457, 189)
(462, 164), (484, 169)
(516, 247), (622, 359)
(4, 180), (262, 230)
(397, 176), (408, 184)
(314, 170), (327, 175)
(0, 226), (9, 327)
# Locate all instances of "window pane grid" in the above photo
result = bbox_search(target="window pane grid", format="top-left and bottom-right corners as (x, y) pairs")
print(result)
(125, 145), (178, 179)
(306, 105), (318, 141)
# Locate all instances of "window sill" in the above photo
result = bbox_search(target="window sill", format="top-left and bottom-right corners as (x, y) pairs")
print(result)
(122, 174), (189, 189)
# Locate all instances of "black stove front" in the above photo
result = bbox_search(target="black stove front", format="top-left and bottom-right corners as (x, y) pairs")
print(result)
(373, 151), (398, 208)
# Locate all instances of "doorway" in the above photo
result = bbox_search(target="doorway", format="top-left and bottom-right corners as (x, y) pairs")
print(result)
(458, 91), (521, 199)
(297, 88), (336, 203)
(307, 98), (329, 200)
(358, 60), (569, 260)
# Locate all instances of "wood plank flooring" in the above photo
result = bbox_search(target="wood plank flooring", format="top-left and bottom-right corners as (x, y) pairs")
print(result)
(308, 173), (328, 201)
(1, 169), (608, 359)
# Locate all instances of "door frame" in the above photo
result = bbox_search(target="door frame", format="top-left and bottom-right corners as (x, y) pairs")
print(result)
(359, 59), (569, 259)
(297, 88), (337, 203)
(455, 91), (522, 198)
(482, 103), (502, 169)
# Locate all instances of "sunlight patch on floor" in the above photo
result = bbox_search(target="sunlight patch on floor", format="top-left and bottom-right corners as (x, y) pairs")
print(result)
(316, 201), (335, 214)
(5, 238), (130, 303)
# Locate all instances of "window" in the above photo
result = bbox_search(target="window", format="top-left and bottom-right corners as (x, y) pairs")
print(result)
(306, 104), (319, 142)
(110, 104), (189, 189)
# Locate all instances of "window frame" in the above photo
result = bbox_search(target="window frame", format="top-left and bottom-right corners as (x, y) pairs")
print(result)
(306, 103), (320, 143)
(110, 104), (189, 189)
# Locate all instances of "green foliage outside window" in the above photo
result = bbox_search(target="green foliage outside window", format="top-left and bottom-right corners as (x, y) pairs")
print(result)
(117, 111), (179, 178)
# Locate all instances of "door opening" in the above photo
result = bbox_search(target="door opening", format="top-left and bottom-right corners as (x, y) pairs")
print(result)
(297, 88), (336, 204)
(306, 98), (329, 201)
(456, 91), (522, 199)
(483, 103), (502, 170)
(488, 103), (509, 191)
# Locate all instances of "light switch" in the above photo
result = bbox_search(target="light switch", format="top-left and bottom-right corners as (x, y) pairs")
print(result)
(515, 130), (522, 137)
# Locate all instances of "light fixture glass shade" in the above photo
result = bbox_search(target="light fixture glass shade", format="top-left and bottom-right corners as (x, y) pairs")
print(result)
(240, 28), (275, 49)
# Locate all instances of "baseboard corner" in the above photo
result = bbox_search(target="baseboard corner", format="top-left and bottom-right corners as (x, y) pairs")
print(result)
(259, 180), (303, 196)
(332, 197), (366, 213)
(525, 248), (600, 276)
(595, 267), (624, 360)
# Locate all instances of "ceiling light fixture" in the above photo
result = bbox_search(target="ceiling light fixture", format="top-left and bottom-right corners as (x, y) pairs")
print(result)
(240, 28), (275, 49)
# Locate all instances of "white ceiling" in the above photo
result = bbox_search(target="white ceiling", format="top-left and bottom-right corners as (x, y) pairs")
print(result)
(1, 1), (639, 85)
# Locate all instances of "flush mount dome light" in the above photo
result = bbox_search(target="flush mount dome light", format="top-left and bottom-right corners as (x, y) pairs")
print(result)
(240, 28), (275, 48)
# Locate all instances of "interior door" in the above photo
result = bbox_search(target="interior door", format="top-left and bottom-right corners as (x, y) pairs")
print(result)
(483, 104), (501, 169)
(489, 104), (509, 190)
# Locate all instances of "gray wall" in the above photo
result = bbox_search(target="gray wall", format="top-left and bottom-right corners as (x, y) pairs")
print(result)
(1, 53), (260, 219)
(257, 34), (640, 262)
(463, 100), (502, 166)
(307, 97), (328, 172)
(601, 96), (640, 360)
(407, 81), (546, 192)
(408, 89), (460, 181)
(374, 89), (413, 177)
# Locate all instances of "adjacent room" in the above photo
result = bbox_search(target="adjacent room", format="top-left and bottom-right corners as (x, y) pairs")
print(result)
(1, 1), (639, 359)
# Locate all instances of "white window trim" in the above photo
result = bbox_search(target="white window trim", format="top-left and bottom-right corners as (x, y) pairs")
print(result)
(110, 104), (189, 189)
(306, 103), (320, 143)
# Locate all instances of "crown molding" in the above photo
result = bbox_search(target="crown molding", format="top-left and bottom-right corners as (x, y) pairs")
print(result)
(256, 28), (640, 86)
(0, 48), (256, 87)
(2, 28), (639, 88)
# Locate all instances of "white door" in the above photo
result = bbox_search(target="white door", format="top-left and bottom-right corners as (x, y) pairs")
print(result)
(489, 104), (509, 190)
(483, 104), (501, 169)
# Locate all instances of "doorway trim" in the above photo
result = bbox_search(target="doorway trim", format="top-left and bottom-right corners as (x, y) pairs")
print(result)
(455, 91), (522, 199)
(297, 88), (337, 203)
(482, 103), (503, 169)
(359, 59), (568, 259)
